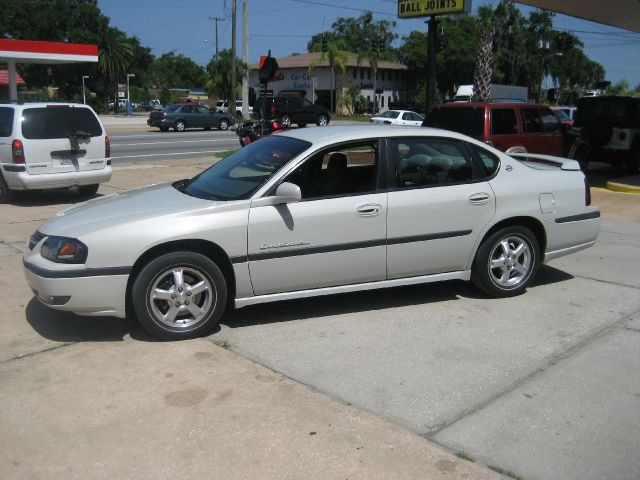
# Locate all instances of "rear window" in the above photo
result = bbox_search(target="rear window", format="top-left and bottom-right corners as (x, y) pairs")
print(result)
(0, 107), (13, 137)
(21, 106), (102, 139)
(422, 107), (485, 137)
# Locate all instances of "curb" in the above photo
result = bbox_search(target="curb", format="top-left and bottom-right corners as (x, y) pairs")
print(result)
(606, 181), (640, 194)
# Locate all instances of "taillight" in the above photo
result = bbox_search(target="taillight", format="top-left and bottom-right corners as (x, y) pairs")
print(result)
(272, 121), (280, 129)
(12, 139), (25, 164)
(161, 113), (166, 119)
(270, 104), (276, 115)
(105, 136), (111, 158)
(585, 176), (591, 206)
(384, 120), (392, 125)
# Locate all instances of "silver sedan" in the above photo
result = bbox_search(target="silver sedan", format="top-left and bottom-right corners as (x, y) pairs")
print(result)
(24, 125), (601, 340)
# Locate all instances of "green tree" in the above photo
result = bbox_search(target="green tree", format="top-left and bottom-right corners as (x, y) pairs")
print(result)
(97, 26), (134, 113)
(309, 42), (349, 113)
(205, 49), (245, 101)
(149, 52), (206, 90)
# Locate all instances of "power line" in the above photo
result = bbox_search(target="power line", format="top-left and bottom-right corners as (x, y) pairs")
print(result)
(287, 0), (395, 16)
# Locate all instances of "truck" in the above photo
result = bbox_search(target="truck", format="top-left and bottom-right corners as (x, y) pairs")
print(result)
(453, 84), (528, 102)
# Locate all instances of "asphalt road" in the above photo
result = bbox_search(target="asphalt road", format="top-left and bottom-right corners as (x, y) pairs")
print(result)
(108, 129), (240, 164)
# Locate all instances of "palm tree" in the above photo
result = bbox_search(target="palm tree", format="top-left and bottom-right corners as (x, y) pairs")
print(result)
(97, 27), (133, 113)
(309, 42), (349, 113)
(472, 25), (493, 102)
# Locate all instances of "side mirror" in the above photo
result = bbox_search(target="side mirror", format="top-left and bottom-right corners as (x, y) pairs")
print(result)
(251, 182), (301, 207)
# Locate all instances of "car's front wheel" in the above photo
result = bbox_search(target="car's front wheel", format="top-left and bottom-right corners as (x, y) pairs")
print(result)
(218, 119), (229, 130)
(131, 252), (227, 340)
(472, 226), (540, 297)
(316, 115), (328, 126)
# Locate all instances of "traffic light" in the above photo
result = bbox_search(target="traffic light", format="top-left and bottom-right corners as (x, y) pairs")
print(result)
(555, 33), (565, 49)
(321, 37), (328, 52)
(565, 35), (574, 49)
(258, 53), (279, 84)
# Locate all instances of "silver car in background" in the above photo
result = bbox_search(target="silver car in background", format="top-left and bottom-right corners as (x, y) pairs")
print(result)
(23, 126), (600, 340)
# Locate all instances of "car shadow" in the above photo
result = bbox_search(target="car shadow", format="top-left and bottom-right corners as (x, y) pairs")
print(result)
(8, 189), (100, 207)
(24, 298), (170, 343)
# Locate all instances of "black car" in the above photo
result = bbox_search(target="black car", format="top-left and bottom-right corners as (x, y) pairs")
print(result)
(147, 104), (234, 132)
(253, 96), (330, 128)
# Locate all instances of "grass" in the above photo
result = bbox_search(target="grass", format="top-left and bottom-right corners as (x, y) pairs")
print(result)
(212, 339), (233, 350)
(488, 465), (523, 480)
(456, 451), (475, 462)
(215, 150), (238, 159)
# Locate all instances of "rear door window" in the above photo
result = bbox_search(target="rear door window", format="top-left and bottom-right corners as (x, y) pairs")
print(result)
(491, 108), (518, 135)
(21, 106), (102, 139)
(0, 107), (13, 137)
(539, 108), (561, 132)
(520, 108), (543, 133)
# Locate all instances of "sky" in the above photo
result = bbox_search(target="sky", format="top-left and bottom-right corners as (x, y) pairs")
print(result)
(97, 0), (640, 87)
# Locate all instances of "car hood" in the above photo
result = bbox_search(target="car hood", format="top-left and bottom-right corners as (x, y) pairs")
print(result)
(40, 183), (227, 238)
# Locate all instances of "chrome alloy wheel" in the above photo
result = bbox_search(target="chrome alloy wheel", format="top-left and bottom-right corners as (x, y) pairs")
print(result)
(487, 235), (533, 289)
(148, 267), (216, 329)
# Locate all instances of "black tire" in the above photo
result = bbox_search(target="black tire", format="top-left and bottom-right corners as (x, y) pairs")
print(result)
(204, 126), (212, 131)
(0, 173), (14, 203)
(297, 122), (307, 128)
(626, 140), (640, 174)
(131, 251), (227, 340)
(78, 184), (99, 196)
(280, 114), (292, 128)
(174, 120), (186, 132)
(316, 115), (329, 126)
(472, 226), (540, 297)
(218, 119), (229, 130)
(159, 126), (169, 132)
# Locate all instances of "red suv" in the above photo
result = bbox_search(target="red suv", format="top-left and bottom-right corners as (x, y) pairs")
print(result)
(422, 102), (565, 156)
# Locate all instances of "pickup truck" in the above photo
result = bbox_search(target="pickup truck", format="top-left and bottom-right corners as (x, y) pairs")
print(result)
(216, 100), (253, 115)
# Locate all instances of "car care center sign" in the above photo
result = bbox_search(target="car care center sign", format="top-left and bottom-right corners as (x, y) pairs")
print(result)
(398, 0), (471, 18)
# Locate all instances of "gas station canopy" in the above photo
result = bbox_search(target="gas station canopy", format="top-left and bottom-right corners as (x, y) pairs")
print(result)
(0, 39), (98, 100)
(517, 0), (640, 33)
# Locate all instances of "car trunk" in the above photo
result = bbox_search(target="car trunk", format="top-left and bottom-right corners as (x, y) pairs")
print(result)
(20, 106), (106, 175)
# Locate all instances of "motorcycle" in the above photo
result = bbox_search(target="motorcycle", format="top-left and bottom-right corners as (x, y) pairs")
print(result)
(236, 119), (287, 147)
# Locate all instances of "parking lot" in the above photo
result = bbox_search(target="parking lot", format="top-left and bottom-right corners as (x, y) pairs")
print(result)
(1, 155), (639, 479)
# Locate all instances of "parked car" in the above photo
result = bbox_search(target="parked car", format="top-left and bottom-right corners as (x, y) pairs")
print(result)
(0, 102), (111, 203)
(143, 99), (164, 111)
(253, 96), (330, 128)
(147, 103), (234, 132)
(216, 100), (253, 115)
(423, 102), (565, 156)
(568, 96), (640, 173)
(23, 125), (600, 340)
(370, 110), (424, 126)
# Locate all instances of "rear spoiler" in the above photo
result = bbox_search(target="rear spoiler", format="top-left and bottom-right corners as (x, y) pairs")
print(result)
(508, 152), (580, 171)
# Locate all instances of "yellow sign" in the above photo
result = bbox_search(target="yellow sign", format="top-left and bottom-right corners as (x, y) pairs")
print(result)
(398, 0), (471, 18)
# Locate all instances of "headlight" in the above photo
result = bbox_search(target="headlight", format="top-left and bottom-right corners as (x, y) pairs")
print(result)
(41, 236), (88, 264)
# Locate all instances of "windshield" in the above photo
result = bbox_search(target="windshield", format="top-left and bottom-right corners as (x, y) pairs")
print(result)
(553, 109), (570, 121)
(181, 135), (311, 201)
(423, 107), (485, 136)
(164, 105), (180, 112)
(380, 110), (400, 119)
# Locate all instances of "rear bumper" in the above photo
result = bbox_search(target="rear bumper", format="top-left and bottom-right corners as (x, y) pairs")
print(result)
(1, 164), (112, 190)
(147, 118), (175, 128)
(544, 209), (601, 262)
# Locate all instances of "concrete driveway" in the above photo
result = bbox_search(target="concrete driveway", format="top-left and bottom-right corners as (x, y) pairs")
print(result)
(1, 155), (639, 479)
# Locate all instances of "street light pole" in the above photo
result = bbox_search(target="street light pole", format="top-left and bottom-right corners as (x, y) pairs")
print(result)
(126, 73), (135, 103)
(82, 75), (89, 104)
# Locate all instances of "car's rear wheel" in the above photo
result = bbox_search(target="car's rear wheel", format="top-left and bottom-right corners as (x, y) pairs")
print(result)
(472, 226), (540, 297)
(0, 173), (14, 203)
(280, 114), (292, 128)
(159, 126), (169, 132)
(131, 252), (227, 340)
(218, 119), (229, 130)
(316, 115), (328, 126)
(175, 120), (186, 132)
(78, 184), (99, 196)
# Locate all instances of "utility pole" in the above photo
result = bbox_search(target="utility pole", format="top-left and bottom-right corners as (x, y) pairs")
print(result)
(209, 16), (224, 59)
(242, 0), (249, 119)
(230, 0), (237, 115)
(426, 15), (438, 112)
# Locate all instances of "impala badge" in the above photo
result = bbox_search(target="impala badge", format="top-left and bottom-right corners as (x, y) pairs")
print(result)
(260, 240), (310, 250)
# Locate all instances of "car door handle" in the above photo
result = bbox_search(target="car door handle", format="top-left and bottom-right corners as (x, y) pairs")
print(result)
(356, 203), (383, 216)
(468, 193), (491, 205)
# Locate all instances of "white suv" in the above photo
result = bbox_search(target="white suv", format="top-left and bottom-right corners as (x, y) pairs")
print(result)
(0, 102), (112, 202)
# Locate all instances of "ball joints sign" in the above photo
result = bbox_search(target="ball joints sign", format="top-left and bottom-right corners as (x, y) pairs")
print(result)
(398, 0), (471, 18)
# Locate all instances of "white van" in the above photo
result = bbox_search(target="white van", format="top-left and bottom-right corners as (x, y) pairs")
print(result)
(0, 102), (112, 202)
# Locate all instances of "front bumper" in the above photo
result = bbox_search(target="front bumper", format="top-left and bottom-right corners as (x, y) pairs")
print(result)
(23, 258), (129, 318)
(2, 164), (112, 191)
